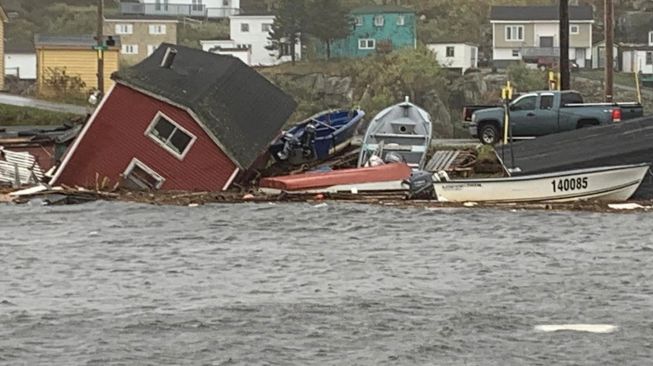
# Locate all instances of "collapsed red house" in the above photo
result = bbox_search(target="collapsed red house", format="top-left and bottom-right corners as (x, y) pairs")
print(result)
(50, 44), (296, 191)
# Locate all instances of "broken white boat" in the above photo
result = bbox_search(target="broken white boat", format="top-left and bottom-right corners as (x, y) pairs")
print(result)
(431, 163), (650, 203)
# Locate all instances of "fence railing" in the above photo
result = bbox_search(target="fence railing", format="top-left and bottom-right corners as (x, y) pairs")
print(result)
(120, 2), (239, 18)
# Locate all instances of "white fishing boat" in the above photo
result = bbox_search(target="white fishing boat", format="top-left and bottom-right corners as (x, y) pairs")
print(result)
(358, 97), (432, 170)
(431, 163), (650, 203)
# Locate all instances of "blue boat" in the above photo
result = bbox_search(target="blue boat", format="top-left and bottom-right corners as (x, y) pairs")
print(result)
(269, 109), (365, 165)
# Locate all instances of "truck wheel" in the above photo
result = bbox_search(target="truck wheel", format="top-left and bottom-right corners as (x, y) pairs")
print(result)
(480, 124), (499, 145)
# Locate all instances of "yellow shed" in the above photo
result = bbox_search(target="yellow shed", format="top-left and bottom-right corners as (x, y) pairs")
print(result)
(0, 6), (8, 91)
(34, 34), (120, 96)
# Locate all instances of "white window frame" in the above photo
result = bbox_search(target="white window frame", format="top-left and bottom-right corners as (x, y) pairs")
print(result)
(123, 158), (166, 190)
(505, 25), (524, 42)
(147, 44), (160, 56)
(649, 31), (653, 46)
(397, 15), (405, 26)
(241, 23), (249, 32)
(145, 111), (197, 160)
(148, 24), (167, 35)
(374, 15), (384, 27)
(115, 24), (133, 35)
(570, 24), (579, 35)
(446, 46), (455, 57)
(261, 23), (272, 33)
(358, 38), (375, 50)
(121, 44), (139, 55)
(354, 16), (363, 26)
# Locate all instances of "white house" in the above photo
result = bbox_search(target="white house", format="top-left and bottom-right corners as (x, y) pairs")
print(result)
(120, 0), (240, 19)
(490, 5), (594, 69)
(4, 43), (36, 80)
(621, 46), (653, 73)
(591, 40), (618, 69)
(427, 43), (478, 74)
(201, 13), (301, 66)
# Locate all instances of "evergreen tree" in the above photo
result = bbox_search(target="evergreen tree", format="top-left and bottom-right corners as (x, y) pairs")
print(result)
(268, 0), (307, 64)
(306, 0), (351, 59)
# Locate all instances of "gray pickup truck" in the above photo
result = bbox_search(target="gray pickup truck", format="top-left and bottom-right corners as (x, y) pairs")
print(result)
(468, 91), (643, 144)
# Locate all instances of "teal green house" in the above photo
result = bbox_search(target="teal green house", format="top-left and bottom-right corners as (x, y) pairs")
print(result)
(327, 5), (416, 58)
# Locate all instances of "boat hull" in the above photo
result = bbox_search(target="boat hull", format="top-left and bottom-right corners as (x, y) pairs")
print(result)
(259, 163), (411, 194)
(433, 164), (650, 203)
(269, 109), (364, 165)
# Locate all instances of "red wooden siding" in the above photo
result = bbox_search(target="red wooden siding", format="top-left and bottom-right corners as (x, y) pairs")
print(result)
(54, 84), (238, 191)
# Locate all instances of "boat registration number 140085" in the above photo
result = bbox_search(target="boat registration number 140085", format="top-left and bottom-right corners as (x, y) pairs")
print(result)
(551, 177), (588, 192)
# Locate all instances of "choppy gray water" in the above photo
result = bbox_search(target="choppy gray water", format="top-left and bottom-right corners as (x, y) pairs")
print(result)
(1, 202), (653, 365)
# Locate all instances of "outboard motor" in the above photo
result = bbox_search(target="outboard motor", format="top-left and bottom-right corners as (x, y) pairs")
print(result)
(277, 132), (300, 161)
(405, 170), (436, 199)
(301, 123), (317, 159)
(384, 151), (406, 164)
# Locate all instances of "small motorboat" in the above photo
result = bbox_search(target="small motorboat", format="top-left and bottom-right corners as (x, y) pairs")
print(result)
(259, 163), (412, 194)
(411, 163), (650, 203)
(269, 109), (365, 165)
(358, 98), (432, 170)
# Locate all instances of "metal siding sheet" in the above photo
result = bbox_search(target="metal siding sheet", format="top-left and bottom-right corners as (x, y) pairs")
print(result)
(55, 84), (237, 191)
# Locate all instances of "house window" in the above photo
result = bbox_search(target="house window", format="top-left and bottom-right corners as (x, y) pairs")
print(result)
(649, 31), (653, 46)
(148, 24), (167, 35)
(647, 52), (653, 65)
(122, 158), (165, 191)
(146, 113), (197, 159)
(147, 44), (160, 56)
(354, 16), (363, 26)
(155, 0), (169, 11)
(121, 44), (139, 55)
(505, 25), (524, 41)
(223, 0), (229, 5)
(374, 15), (384, 27)
(512, 49), (520, 57)
(570, 25), (579, 34)
(446, 46), (455, 57)
(241, 23), (249, 32)
(115, 24), (133, 35)
(358, 38), (375, 50)
(262, 23), (272, 32)
(397, 15), (405, 26)
(192, 0), (203, 11)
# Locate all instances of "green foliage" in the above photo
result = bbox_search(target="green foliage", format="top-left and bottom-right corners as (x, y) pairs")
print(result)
(506, 63), (546, 92)
(268, 0), (307, 64)
(306, 0), (351, 59)
(346, 47), (447, 112)
(178, 21), (229, 49)
(0, 104), (79, 126)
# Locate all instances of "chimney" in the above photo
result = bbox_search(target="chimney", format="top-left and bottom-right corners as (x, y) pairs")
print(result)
(160, 47), (177, 69)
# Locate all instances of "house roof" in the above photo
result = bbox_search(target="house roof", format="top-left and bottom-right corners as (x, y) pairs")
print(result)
(490, 6), (593, 21)
(6, 38), (34, 53)
(351, 5), (415, 15)
(113, 44), (297, 170)
(34, 34), (122, 49)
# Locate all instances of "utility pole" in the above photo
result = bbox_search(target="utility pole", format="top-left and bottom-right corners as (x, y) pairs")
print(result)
(96, 0), (105, 95)
(559, 0), (570, 90)
(604, 0), (614, 102)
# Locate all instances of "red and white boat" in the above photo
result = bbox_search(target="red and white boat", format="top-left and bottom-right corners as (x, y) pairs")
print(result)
(259, 163), (412, 194)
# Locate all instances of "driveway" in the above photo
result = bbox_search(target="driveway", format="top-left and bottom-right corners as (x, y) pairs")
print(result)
(0, 93), (87, 115)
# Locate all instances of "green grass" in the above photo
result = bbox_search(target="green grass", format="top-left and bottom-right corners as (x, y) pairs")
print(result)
(0, 104), (80, 126)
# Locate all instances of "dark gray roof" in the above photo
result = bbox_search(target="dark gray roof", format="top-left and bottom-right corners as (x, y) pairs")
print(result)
(351, 5), (415, 14)
(34, 34), (121, 48)
(490, 6), (593, 21)
(114, 43), (296, 169)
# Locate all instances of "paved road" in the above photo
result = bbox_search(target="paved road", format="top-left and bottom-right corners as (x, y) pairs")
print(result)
(0, 93), (87, 115)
